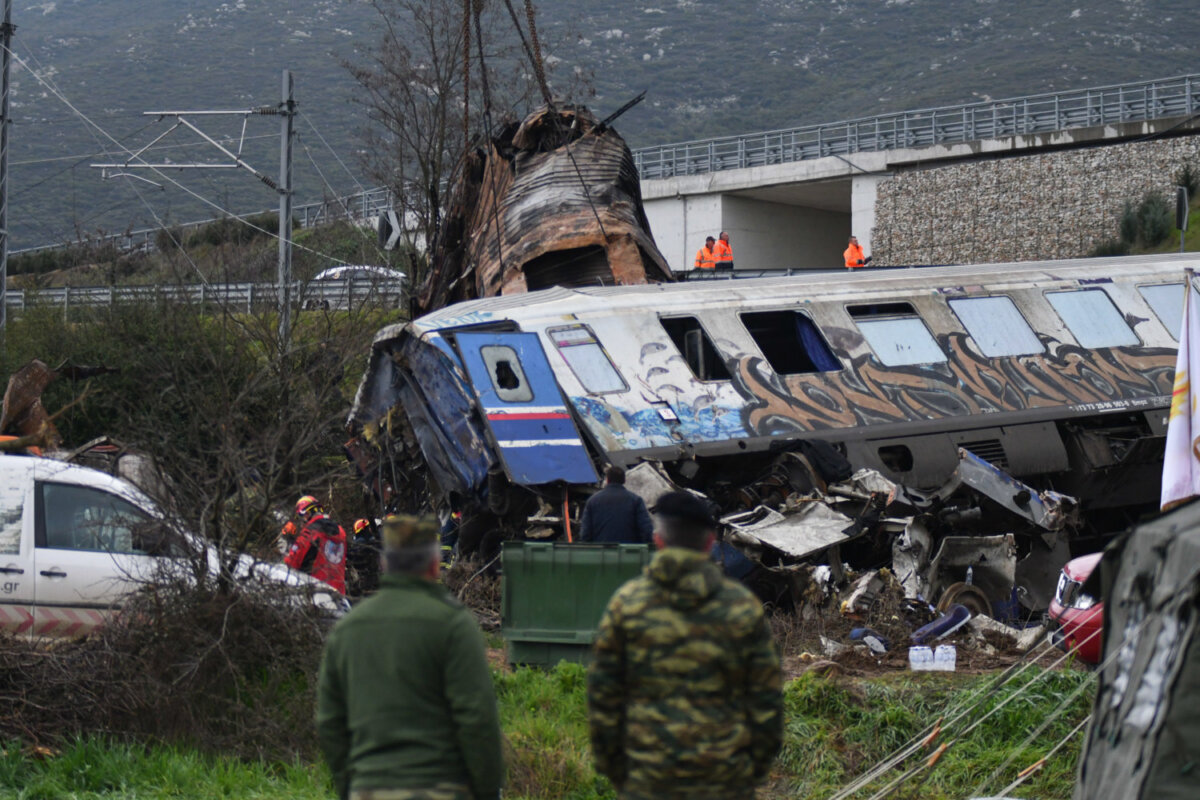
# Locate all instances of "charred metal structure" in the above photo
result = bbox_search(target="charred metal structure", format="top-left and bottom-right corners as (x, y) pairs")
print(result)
(349, 254), (1195, 606)
(416, 104), (673, 315)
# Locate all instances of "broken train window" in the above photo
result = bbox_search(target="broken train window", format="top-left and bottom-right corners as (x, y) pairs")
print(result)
(479, 345), (534, 403)
(848, 302), (946, 367)
(1046, 288), (1139, 349)
(948, 295), (1044, 357)
(547, 325), (628, 394)
(659, 316), (732, 382)
(740, 310), (841, 373)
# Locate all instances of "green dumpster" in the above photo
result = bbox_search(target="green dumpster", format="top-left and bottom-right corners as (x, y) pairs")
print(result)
(501, 541), (652, 667)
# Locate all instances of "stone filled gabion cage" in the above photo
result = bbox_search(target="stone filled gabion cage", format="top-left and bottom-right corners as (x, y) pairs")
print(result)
(872, 135), (1200, 266)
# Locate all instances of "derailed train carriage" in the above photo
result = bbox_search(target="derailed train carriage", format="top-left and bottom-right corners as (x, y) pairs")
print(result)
(347, 253), (1195, 604)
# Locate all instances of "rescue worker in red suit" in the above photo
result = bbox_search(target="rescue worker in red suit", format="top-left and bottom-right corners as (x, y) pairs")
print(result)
(285, 495), (348, 594)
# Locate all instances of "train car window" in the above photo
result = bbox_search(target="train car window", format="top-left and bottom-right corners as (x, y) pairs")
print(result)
(740, 310), (841, 373)
(1138, 283), (1195, 341)
(660, 316), (731, 381)
(547, 325), (628, 394)
(848, 303), (946, 366)
(1046, 289), (1139, 348)
(948, 296), (1044, 357)
(479, 345), (534, 402)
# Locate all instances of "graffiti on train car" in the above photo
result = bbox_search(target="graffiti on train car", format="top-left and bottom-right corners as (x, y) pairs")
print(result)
(567, 332), (1175, 449)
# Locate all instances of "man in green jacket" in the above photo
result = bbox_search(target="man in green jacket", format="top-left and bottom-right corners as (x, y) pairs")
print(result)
(587, 491), (783, 800)
(317, 515), (503, 800)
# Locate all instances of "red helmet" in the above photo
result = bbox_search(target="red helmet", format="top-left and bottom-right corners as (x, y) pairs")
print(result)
(296, 495), (321, 518)
(353, 518), (371, 535)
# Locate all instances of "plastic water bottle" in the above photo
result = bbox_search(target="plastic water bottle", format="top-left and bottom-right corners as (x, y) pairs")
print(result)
(933, 644), (957, 672)
(908, 646), (933, 671)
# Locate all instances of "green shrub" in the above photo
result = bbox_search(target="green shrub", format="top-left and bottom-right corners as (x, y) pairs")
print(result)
(1090, 238), (1130, 257)
(1137, 192), (1173, 248)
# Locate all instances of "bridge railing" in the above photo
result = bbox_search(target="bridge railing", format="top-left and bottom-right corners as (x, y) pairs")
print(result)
(11, 187), (394, 259)
(1, 277), (406, 316)
(633, 74), (1200, 179)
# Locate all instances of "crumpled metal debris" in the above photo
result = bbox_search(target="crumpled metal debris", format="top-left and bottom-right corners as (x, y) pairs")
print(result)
(723, 501), (857, 561)
(417, 104), (673, 315)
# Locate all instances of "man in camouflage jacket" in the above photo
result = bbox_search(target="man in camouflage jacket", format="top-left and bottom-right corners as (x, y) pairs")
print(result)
(587, 491), (783, 800)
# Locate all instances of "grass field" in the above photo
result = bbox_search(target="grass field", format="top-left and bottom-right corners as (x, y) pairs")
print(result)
(0, 662), (1093, 800)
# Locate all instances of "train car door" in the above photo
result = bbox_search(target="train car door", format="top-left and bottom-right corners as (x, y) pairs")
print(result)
(454, 332), (598, 485)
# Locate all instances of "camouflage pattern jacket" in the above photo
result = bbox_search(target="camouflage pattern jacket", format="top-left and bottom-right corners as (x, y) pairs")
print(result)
(587, 547), (783, 798)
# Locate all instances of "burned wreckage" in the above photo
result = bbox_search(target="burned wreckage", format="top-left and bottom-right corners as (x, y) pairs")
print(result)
(347, 247), (1200, 614)
(347, 103), (1194, 613)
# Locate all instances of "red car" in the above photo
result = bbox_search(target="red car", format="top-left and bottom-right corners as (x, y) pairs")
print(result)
(1047, 552), (1104, 665)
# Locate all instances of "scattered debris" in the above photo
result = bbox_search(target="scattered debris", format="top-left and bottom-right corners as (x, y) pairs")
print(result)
(912, 604), (972, 645)
(841, 572), (887, 618)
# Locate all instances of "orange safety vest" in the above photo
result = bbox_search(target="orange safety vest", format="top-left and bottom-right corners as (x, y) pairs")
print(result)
(713, 239), (733, 267)
(844, 242), (866, 269)
(694, 245), (716, 270)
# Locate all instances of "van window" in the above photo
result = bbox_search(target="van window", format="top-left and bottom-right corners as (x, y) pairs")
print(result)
(0, 481), (20, 555)
(660, 316), (731, 381)
(948, 296), (1044, 357)
(479, 345), (533, 403)
(547, 326), (627, 394)
(740, 310), (841, 373)
(848, 303), (946, 366)
(1138, 283), (1198, 341)
(38, 483), (158, 555)
(1046, 289), (1139, 348)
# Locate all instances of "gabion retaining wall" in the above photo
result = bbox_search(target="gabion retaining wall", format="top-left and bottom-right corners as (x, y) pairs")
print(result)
(872, 135), (1200, 265)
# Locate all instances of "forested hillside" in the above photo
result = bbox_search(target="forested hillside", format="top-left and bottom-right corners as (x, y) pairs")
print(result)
(8, 0), (1197, 250)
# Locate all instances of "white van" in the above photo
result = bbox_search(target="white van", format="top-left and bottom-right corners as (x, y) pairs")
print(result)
(0, 454), (347, 637)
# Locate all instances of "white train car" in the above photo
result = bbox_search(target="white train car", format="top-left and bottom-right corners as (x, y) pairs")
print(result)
(349, 253), (1194, 555)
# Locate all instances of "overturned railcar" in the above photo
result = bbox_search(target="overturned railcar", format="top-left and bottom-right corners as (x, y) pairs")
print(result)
(348, 253), (1195, 556)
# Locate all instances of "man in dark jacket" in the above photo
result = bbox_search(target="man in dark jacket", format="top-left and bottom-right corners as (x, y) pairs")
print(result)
(579, 466), (654, 544)
(587, 491), (783, 800)
(317, 515), (504, 800)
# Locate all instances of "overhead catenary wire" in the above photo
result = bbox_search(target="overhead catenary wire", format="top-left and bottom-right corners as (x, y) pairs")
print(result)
(861, 634), (1103, 800)
(992, 715), (1091, 797)
(969, 665), (1098, 798)
(826, 633), (1057, 799)
(843, 619), (1120, 800)
(300, 114), (364, 194)
(295, 130), (391, 266)
(3, 38), (352, 268)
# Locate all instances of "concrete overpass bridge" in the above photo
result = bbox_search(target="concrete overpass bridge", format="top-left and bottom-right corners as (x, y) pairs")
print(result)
(634, 74), (1200, 272)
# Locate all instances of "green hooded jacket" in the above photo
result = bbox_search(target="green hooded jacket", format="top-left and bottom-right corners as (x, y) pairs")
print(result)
(587, 547), (783, 798)
(317, 573), (503, 800)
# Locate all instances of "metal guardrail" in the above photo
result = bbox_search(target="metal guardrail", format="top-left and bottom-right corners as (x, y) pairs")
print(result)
(632, 74), (1200, 179)
(0, 277), (406, 315)
(11, 187), (394, 258)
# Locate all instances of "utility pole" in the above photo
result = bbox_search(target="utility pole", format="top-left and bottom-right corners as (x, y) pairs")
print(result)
(277, 70), (294, 345)
(0, 0), (14, 338)
(90, 69), (298, 345)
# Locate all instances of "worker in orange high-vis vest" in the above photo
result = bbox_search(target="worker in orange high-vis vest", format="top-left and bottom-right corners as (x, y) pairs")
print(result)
(713, 231), (734, 269)
(694, 236), (717, 270)
(844, 235), (872, 269)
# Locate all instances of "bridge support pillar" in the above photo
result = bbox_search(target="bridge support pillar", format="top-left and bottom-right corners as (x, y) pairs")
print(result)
(851, 174), (888, 256)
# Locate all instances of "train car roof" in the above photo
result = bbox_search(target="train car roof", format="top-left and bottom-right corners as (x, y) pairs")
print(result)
(387, 252), (1200, 340)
